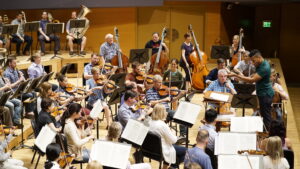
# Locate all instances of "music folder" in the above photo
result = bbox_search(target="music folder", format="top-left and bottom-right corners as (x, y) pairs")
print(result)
(24, 76), (43, 93)
(34, 125), (57, 153)
(121, 119), (149, 147)
(46, 23), (64, 34)
(218, 154), (263, 169)
(89, 99), (104, 119)
(90, 140), (131, 169)
(173, 101), (202, 127)
(24, 21), (40, 32)
(2, 24), (19, 35)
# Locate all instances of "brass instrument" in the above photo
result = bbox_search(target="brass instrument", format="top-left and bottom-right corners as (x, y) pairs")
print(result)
(47, 12), (60, 23)
(70, 5), (91, 39)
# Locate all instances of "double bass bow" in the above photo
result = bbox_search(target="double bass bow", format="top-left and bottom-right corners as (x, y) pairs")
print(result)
(111, 27), (129, 73)
(188, 24), (209, 90)
(149, 27), (169, 75)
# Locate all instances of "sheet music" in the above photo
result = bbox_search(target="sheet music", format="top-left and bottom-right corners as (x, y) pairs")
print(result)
(215, 132), (256, 155)
(89, 100), (104, 119)
(34, 125), (57, 153)
(231, 116), (263, 132)
(90, 140), (131, 169)
(173, 101), (201, 125)
(210, 92), (229, 102)
(121, 119), (149, 146)
(218, 155), (263, 169)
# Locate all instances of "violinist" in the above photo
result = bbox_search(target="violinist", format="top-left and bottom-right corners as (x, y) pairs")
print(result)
(120, 82), (138, 105)
(118, 91), (152, 128)
(44, 143), (62, 169)
(99, 33), (120, 63)
(145, 32), (169, 55)
(163, 58), (184, 89)
(125, 61), (150, 93)
(36, 98), (62, 136)
(84, 53), (101, 80)
(62, 103), (94, 162)
(205, 58), (230, 85)
(179, 33), (193, 89)
(233, 50), (256, 78)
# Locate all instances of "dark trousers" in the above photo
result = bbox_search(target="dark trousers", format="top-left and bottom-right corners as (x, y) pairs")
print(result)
(258, 95), (273, 130)
(180, 64), (191, 82)
(38, 34), (60, 53)
(167, 109), (187, 136)
(11, 35), (32, 54)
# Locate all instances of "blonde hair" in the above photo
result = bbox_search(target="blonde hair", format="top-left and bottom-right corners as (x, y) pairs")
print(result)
(151, 104), (167, 121)
(107, 122), (123, 141)
(91, 67), (99, 75)
(86, 160), (103, 169)
(266, 136), (284, 163)
(39, 82), (52, 98)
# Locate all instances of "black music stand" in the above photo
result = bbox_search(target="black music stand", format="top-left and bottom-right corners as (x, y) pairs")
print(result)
(24, 21), (40, 56)
(211, 45), (231, 60)
(0, 91), (12, 107)
(129, 49), (151, 64)
(46, 23), (64, 59)
(2, 24), (18, 56)
(25, 76), (44, 93)
(69, 19), (86, 57)
(110, 73), (126, 87)
(59, 64), (72, 75)
(234, 83), (256, 95)
(231, 94), (258, 117)
(43, 72), (55, 82)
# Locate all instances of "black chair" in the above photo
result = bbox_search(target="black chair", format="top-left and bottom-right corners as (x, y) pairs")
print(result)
(205, 148), (218, 169)
(141, 131), (164, 169)
(30, 119), (45, 169)
(284, 149), (294, 169)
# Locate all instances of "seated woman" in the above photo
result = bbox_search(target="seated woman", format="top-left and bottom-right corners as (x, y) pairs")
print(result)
(263, 136), (290, 169)
(163, 58), (184, 89)
(63, 103), (94, 163)
(44, 143), (62, 169)
(105, 122), (151, 169)
(149, 104), (187, 169)
(36, 98), (62, 135)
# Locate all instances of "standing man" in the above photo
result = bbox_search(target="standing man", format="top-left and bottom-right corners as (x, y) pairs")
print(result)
(230, 49), (274, 129)
(66, 11), (87, 56)
(38, 11), (60, 56)
(11, 12), (32, 56)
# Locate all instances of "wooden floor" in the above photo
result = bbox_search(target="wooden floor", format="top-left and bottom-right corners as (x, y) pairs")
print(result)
(6, 58), (300, 169)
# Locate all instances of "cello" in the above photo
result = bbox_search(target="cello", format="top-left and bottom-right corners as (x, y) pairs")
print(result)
(231, 28), (244, 67)
(111, 27), (129, 73)
(149, 27), (169, 74)
(188, 24), (209, 90)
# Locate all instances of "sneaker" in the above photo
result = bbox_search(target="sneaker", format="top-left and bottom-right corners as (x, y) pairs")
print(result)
(80, 51), (86, 55)
(69, 51), (74, 56)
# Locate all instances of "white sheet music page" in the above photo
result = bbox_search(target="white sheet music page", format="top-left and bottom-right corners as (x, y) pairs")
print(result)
(215, 132), (256, 155)
(121, 119), (149, 146)
(34, 125), (57, 153)
(210, 92), (229, 102)
(173, 101), (201, 125)
(90, 140), (131, 169)
(90, 99), (103, 119)
(218, 155), (263, 169)
(230, 116), (263, 132)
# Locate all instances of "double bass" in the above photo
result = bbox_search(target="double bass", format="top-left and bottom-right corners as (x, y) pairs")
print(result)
(231, 28), (244, 67)
(149, 27), (169, 74)
(188, 24), (209, 90)
(111, 27), (129, 73)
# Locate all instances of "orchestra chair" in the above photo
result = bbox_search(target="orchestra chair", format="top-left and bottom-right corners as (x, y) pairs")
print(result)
(284, 149), (294, 169)
(141, 131), (164, 169)
(30, 119), (46, 169)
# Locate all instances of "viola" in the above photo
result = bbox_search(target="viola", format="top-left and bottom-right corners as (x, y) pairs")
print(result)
(131, 101), (149, 112)
(158, 85), (182, 97)
(136, 73), (154, 84)
(65, 83), (87, 95)
(237, 150), (266, 155)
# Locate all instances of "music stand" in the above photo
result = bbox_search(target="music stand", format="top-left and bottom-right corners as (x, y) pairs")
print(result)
(46, 23), (64, 59)
(211, 45), (231, 60)
(0, 91), (12, 107)
(2, 24), (18, 56)
(234, 83), (256, 94)
(43, 72), (55, 82)
(231, 94), (258, 116)
(24, 21), (40, 56)
(69, 19), (86, 57)
(129, 49), (151, 64)
(9, 79), (31, 99)
(110, 73), (126, 87)
(59, 64), (72, 75)
(108, 87), (126, 106)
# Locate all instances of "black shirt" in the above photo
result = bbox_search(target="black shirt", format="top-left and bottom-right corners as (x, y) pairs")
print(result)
(36, 110), (56, 135)
(180, 42), (194, 66)
(145, 40), (165, 55)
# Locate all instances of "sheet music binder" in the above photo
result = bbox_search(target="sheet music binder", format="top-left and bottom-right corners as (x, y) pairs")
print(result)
(9, 79), (31, 99)
(173, 101), (202, 127)
(121, 119), (149, 147)
(129, 48), (151, 64)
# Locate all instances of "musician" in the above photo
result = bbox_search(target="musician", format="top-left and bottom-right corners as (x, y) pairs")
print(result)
(99, 33), (120, 63)
(44, 143), (62, 169)
(38, 11), (60, 56)
(63, 103), (94, 162)
(4, 57), (35, 117)
(120, 82), (138, 105)
(11, 12), (32, 56)
(180, 33), (193, 89)
(163, 58), (184, 89)
(205, 58), (229, 85)
(0, 65), (22, 127)
(230, 35), (244, 63)
(263, 136), (290, 169)
(0, 16), (10, 49)
(204, 69), (236, 95)
(229, 49), (274, 129)
(0, 132), (27, 169)
(125, 61), (149, 92)
(66, 11), (87, 56)
(233, 50), (256, 77)
(84, 53), (100, 80)
(200, 109), (218, 152)
(0, 106), (13, 127)
(36, 98), (62, 135)
(149, 104), (187, 169)
(184, 129), (213, 169)
(145, 32), (169, 55)
(118, 91), (151, 128)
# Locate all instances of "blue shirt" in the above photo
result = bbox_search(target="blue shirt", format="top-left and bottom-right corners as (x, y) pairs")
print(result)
(4, 67), (20, 90)
(200, 124), (217, 151)
(39, 19), (49, 34)
(117, 103), (141, 127)
(99, 42), (119, 63)
(204, 80), (235, 94)
(184, 147), (213, 169)
(28, 63), (45, 79)
(146, 87), (170, 109)
(86, 78), (104, 106)
(84, 63), (93, 76)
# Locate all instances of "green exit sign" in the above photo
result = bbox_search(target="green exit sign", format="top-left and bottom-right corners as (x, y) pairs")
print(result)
(263, 21), (272, 28)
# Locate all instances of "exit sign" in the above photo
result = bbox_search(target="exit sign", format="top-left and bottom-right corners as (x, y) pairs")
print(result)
(263, 20), (272, 28)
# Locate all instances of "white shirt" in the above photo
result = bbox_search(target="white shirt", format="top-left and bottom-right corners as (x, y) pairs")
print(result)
(263, 156), (290, 169)
(234, 60), (256, 76)
(149, 120), (177, 164)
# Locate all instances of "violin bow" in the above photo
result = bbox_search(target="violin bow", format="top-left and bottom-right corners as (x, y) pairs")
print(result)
(245, 153), (254, 169)
(168, 70), (172, 98)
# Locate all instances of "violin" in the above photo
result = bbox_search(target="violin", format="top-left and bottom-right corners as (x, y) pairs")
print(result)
(105, 80), (118, 90)
(158, 85), (182, 97)
(95, 74), (108, 86)
(65, 83), (88, 95)
(136, 74), (154, 84)
(51, 106), (64, 117)
(237, 150), (266, 155)
(49, 92), (69, 101)
(131, 101), (149, 112)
